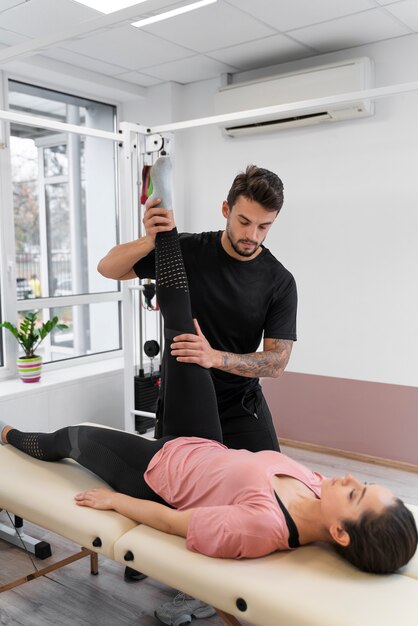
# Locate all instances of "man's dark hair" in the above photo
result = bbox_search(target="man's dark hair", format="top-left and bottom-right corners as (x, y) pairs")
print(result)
(334, 499), (418, 574)
(226, 165), (284, 213)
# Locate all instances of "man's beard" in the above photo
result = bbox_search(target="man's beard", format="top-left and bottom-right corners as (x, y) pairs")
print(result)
(226, 222), (263, 258)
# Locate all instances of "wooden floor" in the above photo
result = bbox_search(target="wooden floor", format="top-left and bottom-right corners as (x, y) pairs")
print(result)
(1, 445), (417, 626)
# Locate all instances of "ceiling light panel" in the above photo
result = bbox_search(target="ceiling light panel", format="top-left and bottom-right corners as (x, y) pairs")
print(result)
(132, 0), (217, 28)
(72, 0), (149, 15)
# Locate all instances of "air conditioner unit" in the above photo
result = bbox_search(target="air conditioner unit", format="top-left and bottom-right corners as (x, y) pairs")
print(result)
(214, 57), (374, 136)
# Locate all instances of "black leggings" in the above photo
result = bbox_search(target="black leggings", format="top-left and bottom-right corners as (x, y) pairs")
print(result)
(6, 228), (222, 501)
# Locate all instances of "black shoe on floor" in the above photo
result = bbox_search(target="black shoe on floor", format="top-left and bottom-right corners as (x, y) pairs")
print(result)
(124, 566), (147, 582)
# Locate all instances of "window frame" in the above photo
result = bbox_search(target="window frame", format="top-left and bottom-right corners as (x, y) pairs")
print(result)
(0, 71), (123, 380)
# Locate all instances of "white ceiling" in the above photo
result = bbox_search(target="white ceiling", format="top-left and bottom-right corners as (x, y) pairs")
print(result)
(0, 0), (417, 90)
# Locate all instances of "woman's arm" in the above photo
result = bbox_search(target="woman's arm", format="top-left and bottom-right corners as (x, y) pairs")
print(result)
(75, 487), (193, 537)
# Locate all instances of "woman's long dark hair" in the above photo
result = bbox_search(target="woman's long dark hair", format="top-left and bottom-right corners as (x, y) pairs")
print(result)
(335, 499), (417, 574)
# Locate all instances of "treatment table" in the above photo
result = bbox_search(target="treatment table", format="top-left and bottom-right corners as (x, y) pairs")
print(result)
(1, 423), (417, 626)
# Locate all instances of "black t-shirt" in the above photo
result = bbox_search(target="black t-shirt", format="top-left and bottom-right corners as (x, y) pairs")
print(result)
(133, 231), (297, 411)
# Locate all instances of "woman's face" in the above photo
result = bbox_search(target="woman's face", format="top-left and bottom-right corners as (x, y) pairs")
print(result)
(321, 474), (395, 526)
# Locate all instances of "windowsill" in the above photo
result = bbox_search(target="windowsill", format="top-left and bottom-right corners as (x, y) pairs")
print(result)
(0, 357), (124, 400)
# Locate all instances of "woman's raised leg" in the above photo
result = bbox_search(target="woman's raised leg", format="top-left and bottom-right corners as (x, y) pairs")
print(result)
(151, 157), (222, 442)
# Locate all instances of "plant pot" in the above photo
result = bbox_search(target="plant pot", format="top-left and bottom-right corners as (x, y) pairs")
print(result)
(17, 355), (42, 383)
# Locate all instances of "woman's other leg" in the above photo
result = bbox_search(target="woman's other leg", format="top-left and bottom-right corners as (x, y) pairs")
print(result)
(3, 424), (169, 500)
(151, 157), (222, 442)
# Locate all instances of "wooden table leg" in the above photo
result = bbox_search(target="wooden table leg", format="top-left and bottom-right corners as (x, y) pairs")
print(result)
(90, 551), (99, 575)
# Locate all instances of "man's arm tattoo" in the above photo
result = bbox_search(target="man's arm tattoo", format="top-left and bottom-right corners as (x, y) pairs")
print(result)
(218, 339), (293, 379)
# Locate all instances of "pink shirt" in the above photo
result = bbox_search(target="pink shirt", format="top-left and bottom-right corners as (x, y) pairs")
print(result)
(144, 437), (323, 559)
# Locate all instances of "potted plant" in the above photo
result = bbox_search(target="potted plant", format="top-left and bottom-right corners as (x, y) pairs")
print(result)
(0, 311), (68, 383)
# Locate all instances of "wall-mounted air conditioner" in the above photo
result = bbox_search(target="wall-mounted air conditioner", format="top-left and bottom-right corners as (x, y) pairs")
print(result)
(214, 57), (374, 136)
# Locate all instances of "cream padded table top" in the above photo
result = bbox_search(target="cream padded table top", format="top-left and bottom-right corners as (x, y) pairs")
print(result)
(0, 445), (137, 559)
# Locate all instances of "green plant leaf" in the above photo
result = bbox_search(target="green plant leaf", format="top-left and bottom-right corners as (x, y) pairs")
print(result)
(0, 321), (19, 339)
(1, 311), (69, 357)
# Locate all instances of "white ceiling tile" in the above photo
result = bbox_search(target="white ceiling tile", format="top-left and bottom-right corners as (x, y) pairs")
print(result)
(290, 8), (412, 51)
(0, 0), (30, 13)
(114, 70), (162, 87)
(225, 0), (375, 32)
(42, 47), (127, 76)
(374, 0), (404, 5)
(0, 0), (97, 38)
(141, 2), (276, 53)
(207, 34), (312, 71)
(0, 27), (27, 46)
(145, 55), (237, 84)
(62, 25), (193, 71)
(383, 0), (418, 30)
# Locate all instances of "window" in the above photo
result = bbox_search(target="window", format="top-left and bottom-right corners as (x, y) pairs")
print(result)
(0, 80), (121, 372)
(17, 302), (121, 362)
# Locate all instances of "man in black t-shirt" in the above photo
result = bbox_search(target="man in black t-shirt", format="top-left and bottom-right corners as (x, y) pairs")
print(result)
(98, 164), (297, 453)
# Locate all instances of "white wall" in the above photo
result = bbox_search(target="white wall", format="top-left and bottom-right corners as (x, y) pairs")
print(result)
(122, 34), (418, 388)
(0, 365), (124, 432)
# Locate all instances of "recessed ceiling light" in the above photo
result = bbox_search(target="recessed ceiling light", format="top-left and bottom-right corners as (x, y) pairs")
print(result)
(72, 0), (150, 15)
(132, 0), (217, 28)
